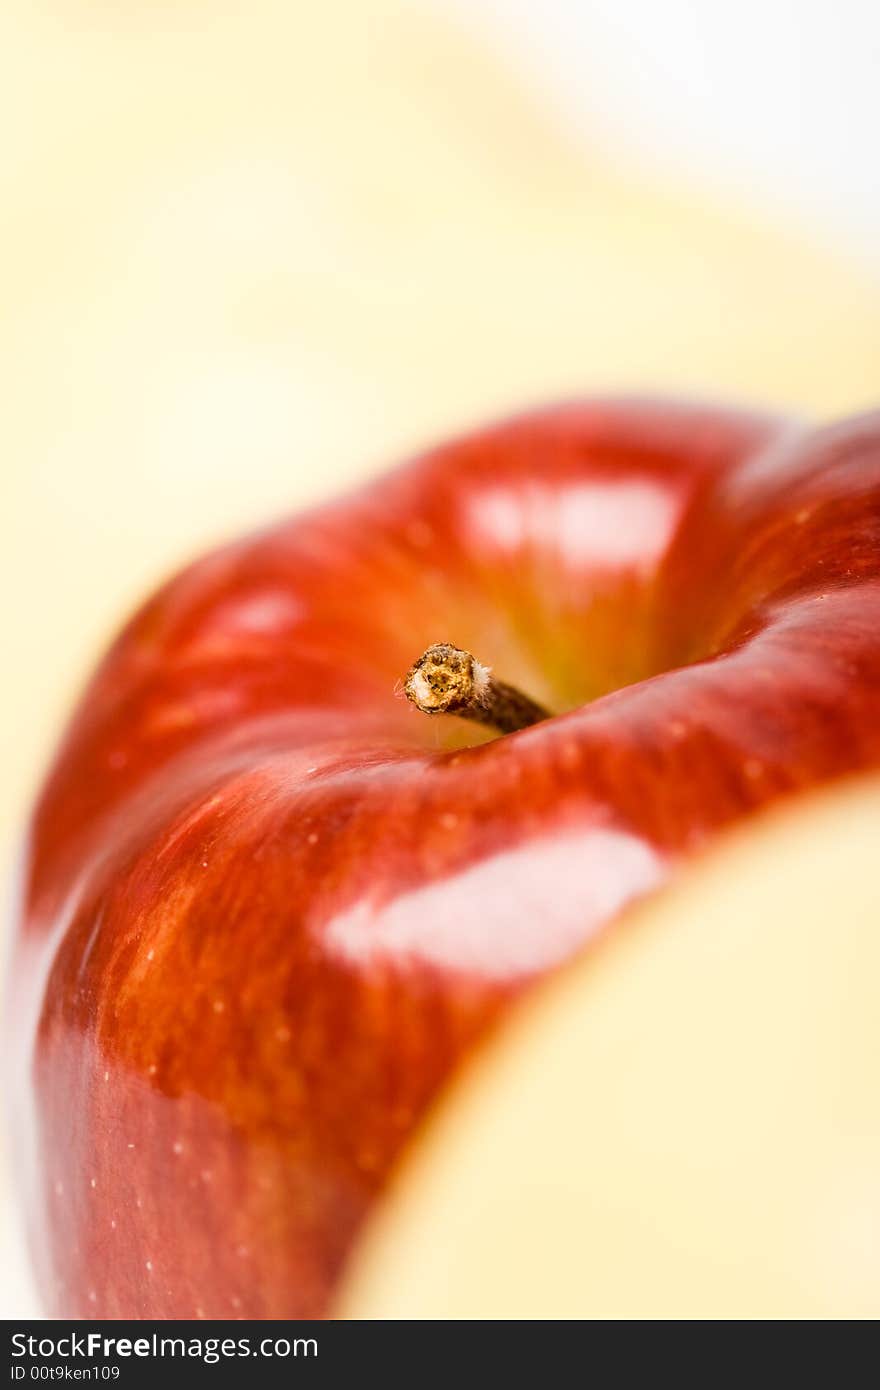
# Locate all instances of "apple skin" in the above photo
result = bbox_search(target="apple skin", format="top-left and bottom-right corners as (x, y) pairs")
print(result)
(9, 399), (880, 1319)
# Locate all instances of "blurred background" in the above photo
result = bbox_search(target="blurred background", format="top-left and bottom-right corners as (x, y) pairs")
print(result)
(2, 0), (879, 1317)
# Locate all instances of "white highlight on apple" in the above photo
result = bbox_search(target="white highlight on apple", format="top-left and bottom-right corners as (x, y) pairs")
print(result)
(323, 828), (665, 982)
(468, 480), (681, 571)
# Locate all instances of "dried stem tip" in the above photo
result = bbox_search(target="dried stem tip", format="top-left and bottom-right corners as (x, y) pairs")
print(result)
(404, 642), (550, 735)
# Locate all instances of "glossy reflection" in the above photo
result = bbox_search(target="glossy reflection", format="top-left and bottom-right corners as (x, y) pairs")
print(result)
(466, 477), (682, 572)
(323, 827), (666, 981)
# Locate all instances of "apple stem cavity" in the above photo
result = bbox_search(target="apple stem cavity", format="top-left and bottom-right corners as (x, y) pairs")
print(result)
(404, 642), (550, 735)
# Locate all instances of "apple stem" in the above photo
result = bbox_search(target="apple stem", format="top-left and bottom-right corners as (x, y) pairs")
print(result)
(403, 642), (550, 735)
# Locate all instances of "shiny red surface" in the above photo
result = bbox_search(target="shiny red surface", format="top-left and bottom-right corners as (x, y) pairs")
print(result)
(11, 399), (880, 1317)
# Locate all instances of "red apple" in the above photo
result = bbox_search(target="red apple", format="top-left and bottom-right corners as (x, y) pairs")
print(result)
(9, 399), (880, 1319)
